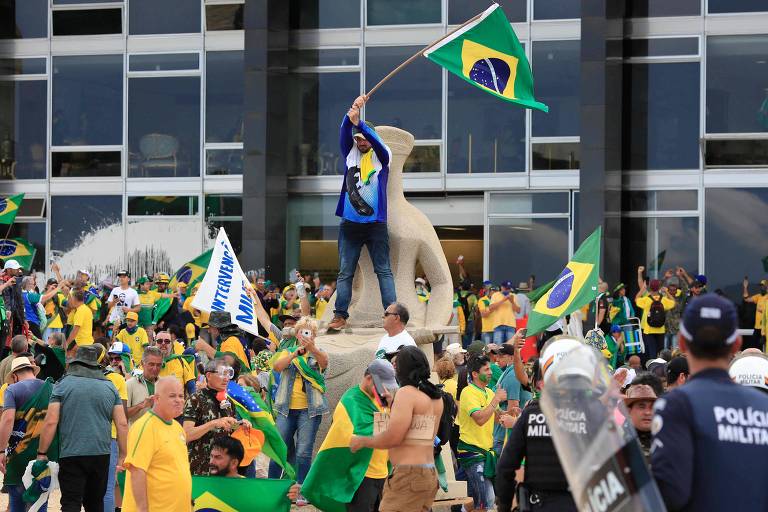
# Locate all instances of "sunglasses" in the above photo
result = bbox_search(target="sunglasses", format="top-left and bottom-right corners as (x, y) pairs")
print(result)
(383, 312), (399, 318)
(208, 366), (234, 379)
(155, 338), (172, 345)
(108, 355), (122, 361)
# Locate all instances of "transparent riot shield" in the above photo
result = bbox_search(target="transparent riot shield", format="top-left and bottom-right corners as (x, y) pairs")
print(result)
(540, 344), (666, 512)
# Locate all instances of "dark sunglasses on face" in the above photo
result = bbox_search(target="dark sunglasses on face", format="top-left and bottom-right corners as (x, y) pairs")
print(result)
(156, 339), (172, 344)
(383, 312), (399, 317)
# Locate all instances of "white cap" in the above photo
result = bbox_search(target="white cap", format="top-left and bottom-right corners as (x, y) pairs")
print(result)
(445, 342), (466, 355)
(539, 336), (583, 381)
(415, 277), (426, 285)
(78, 269), (90, 277)
(3, 259), (20, 270)
(729, 354), (768, 391)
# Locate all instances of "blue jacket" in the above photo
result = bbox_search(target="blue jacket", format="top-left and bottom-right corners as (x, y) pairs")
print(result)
(651, 368), (768, 511)
(335, 115), (392, 224)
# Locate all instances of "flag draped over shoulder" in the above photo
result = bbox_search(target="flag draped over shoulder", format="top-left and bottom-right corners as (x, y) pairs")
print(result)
(272, 344), (326, 393)
(0, 193), (24, 225)
(0, 238), (36, 271)
(526, 227), (602, 336)
(192, 475), (294, 512)
(423, 4), (548, 112)
(302, 386), (381, 512)
(6, 379), (59, 486)
(225, 381), (295, 480)
(169, 248), (213, 291)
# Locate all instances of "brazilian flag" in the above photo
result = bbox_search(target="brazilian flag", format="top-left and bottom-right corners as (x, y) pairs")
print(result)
(526, 226), (602, 336)
(423, 4), (548, 112)
(0, 193), (24, 225)
(302, 386), (382, 512)
(0, 238), (36, 271)
(169, 248), (213, 291)
(192, 476), (294, 512)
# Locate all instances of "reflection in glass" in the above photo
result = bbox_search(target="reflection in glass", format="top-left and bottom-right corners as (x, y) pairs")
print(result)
(624, 62), (700, 170)
(206, 149), (243, 176)
(206, 52), (244, 143)
(206, 4), (244, 31)
(6, 223), (45, 272)
(447, 74), (525, 173)
(532, 40), (580, 137)
(709, 0), (768, 14)
(129, 0), (200, 35)
(207, 220), (242, 254)
(403, 145), (439, 173)
(449, 0), (525, 23)
(52, 55), (123, 146)
(532, 142), (579, 170)
(706, 188), (768, 300)
(205, 195), (242, 217)
(367, 0), (441, 25)
(128, 76), (200, 177)
(52, 151), (121, 177)
(534, 0), (579, 19)
(622, 190), (698, 212)
(627, 0), (701, 17)
(129, 54), (199, 72)
(707, 35), (768, 134)
(51, 195), (122, 260)
(489, 217), (569, 284)
(625, 38), (699, 58)
(489, 192), (569, 215)
(0, 81), (47, 180)
(366, 47), (441, 140)
(296, 49), (358, 67)
(128, 196), (198, 216)
(705, 140), (768, 167)
(0, 0), (47, 39)
(0, 58), (46, 75)
(290, 0), (360, 29)
(17, 198), (46, 217)
(296, 72), (359, 176)
(620, 217), (699, 285)
(52, 9), (122, 36)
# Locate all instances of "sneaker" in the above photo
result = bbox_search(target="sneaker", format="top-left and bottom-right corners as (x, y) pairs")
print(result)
(327, 316), (347, 331)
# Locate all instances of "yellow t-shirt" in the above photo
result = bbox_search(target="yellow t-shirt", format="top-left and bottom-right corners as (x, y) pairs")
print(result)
(183, 296), (209, 327)
(72, 303), (94, 346)
(44, 293), (66, 329)
(123, 411), (192, 512)
(441, 377), (458, 401)
(159, 357), (195, 386)
(363, 389), (389, 479)
(490, 291), (517, 329)
(290, 374), (309, 410)
(748, 294), (768, 330)
(106, 372), (128, 439)
(315, 298), (328, 320)
(635, 294), (675, 334)
(116, 327), (149, 364)
(219, 336), (250, 371)
(458, 383), (495, 451)
(173, 340), (185, 355)
(477, 297), (495, 333)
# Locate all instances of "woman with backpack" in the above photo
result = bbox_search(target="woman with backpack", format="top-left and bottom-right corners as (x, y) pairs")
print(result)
(635, 266), (675, 361)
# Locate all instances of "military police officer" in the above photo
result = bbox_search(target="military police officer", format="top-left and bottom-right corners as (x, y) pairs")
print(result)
(651, 295), (768, 511)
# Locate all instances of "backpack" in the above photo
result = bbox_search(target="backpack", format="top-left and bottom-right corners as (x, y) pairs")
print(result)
(435, 388), (458, 452)
(647, 295), (667, 328)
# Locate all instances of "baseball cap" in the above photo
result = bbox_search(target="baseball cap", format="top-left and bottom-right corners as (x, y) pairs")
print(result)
(125, 311), (138, 321)
(445, 342), (466, 355)
(366, 359), (399, 391)
(646, 358), (668, 379)
(610, 324), (622, 334)
(729, 353), (768, 392)
(694, 274), (707, 286)
(667, 276), (680, 287)
(415, 277), (426, 285)
(501, 280), (513, 289)
(117, 269), (130, 277)
(136, 275), (149, 285)
(666, 356), (689, 382)
(680, 294), (739, 346)
(613, 282), (626, 294)
(77, 269), (90, 277)
(645, 357), (667, 371)
(649, 279), (661, 292)
(156, 273), (170, 283)
(498, 344), (516, 356)
(108, 341), (131, 355)
(467, 340), (486, 356)
(46, 278), (58, 286)
(3, 260), (20, 270)
(485, 343), (501, 355)
(482, 280), (492, 287)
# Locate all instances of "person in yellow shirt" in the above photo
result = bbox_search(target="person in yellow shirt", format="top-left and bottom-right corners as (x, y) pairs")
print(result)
(66, 289), (93, 355)
(195, 311), (252, 373)
(115, 311), (149, 365)
(183, 283), (209, 338)
(477, 285), (496, 345)
(136, 276), (160, 331)
(635, 273), (675, 361)
(314, 285), (333, 320)
(42, 278), (69, 341)
(155, 330), (196, 395)
(97, 342), (128, 512)
(489, 281), (520, 344)
(123, 377), (192, 512)
(743, 277), (768, 351)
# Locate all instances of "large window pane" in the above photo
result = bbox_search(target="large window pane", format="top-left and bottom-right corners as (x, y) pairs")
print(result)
(707, 35), (768, 133)
(0, 58), (46, 75)
(489, 192), (569, 214)
(0, 81), (46, 179)
(449, 0), (525, 23)
(53, 55), (123, 146)
(534, 0), (579, 19)
(206, 51), (244, 143)
(52, 151), (121, 177)
(624, 62), (700, 170)
(130, 54), (199, 72)
(705, 140), (768, 167)
(620, 217), (699, 285)
(709, 0), (768, 14)
(367, 0), (441, 25)
(51, 195), (122, 276)
(290, 0), (359, 29)
(447, 74), (525, 173)
(532, 40), (580, 137)
(627, 0), (701, 17)
(205, 4), (244, 31)
(489, 217), (569, 284)
(128, 76), (201, 177)
(706, 188), (768, 301)
(6, 223), (45, 272)
(128, 196), (199, 216)
(532, 142), (580, 170)
(0, 0), (47, 39)
(129, 0), (200, 35)
(366, 46), (441, 140)
(622, 190), (698, 212)
(52, 9), (122, 36)
(206, 195), (242, 255)
(297, 72), (360, 176)
(206, 149), (243, 176)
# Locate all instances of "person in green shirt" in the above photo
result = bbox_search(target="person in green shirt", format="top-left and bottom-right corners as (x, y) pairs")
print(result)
(606, 324), (625, 370)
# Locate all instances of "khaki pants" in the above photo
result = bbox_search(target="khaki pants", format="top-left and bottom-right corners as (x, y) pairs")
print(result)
(379, 465), (439, 512)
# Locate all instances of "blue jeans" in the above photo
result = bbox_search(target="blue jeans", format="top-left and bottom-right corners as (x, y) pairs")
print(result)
(103, 438), (117, 511)
(334, 221), (397, 319)
(481, 332), (494, 345)
(665, 332), (679, 351)
(465, 461), (495, 510)
(493, 325), (516, 344)
(8, 483), (48, 512)
(268, 409), (322, 484)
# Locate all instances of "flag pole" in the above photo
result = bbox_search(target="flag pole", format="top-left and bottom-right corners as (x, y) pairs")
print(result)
(365, 9), (486, 98)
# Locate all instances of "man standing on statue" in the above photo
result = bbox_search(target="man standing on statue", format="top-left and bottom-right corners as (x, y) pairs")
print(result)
(327, 95), (396, 331)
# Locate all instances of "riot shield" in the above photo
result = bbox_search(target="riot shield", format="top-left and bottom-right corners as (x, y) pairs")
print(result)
(540, 343), (666, 512)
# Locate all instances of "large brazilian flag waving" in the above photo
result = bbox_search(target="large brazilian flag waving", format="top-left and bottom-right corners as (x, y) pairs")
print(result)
(423, 4), (548, 112)
(0, 193), (24, 225)
(0, 238), (36, 271)
(526, 226), (602, 336)
(192, 476), (294, 512)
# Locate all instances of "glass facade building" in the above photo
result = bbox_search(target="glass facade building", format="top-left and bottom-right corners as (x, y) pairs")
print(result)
(1, 0), (768, 301)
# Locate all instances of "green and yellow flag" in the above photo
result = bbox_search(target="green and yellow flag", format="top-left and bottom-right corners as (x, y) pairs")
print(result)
(0, 193), (24, 225)
(0, 238), (36, 271)
(169, 248), (213, 292)
(302, 386), (383, 512)
(423, 4), (548, 112)
(192, 476), (294, 512)
(526, 226), (602, 336)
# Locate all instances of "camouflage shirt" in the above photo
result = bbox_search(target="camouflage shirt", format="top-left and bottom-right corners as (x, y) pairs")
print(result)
(664, 289), (686, 335)
(183, 388), (236, 475)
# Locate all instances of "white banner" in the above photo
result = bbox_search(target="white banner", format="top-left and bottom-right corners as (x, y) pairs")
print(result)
(191, 227), (259, 335)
